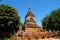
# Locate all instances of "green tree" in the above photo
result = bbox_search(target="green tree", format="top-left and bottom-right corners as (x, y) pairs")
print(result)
(42, 15), (50, 31)
(42, 8), (60, 31)
(0, 4), (20, 38)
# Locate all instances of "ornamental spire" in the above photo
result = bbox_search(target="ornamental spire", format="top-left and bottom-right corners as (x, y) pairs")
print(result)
(25, 4), (35, 17)
(28, 4), (31, 11)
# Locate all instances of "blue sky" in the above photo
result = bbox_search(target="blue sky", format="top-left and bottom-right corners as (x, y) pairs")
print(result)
(0, 0), (60, 26)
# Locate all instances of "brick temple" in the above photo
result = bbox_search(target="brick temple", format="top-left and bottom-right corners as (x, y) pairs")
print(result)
(22, 7), (41, 35)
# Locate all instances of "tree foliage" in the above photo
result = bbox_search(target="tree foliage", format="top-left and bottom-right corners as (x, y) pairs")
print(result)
(0, 4), (20, 38)
(42, 8), (60, 31)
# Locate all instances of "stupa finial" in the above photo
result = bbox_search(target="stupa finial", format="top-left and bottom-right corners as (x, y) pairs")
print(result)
(28, 4), (31, 11)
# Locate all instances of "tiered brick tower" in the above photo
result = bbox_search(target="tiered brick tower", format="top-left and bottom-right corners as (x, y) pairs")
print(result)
(22, 7), (41, 35)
